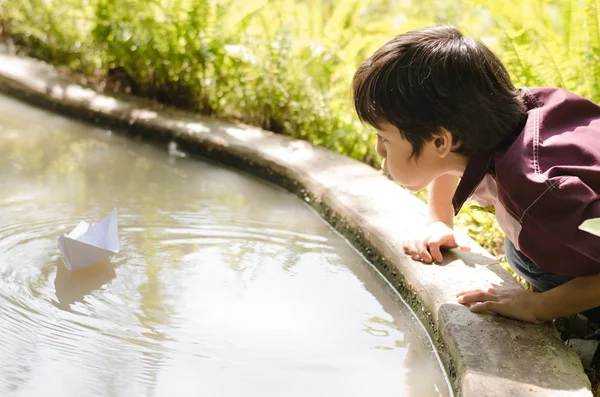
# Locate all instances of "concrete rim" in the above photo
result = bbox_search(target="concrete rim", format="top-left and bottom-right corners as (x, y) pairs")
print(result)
(0, 51), (592, 397)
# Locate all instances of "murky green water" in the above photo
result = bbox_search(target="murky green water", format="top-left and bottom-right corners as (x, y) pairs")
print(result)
(0, 94), (450, 397)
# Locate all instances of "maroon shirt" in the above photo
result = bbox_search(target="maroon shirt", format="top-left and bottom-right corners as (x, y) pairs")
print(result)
(453, 87), (600, 277)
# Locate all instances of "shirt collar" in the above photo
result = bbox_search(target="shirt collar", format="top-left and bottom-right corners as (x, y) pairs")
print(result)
(451, 87), (536, 215)
(452, 154), (494, 215)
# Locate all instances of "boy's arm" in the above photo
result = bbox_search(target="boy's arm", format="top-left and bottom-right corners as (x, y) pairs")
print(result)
(534, 274), (600, 321)
(456, 274), (600, 323)
(427, 174), (459, 226)
(457, 183), (600, 323)
(403, 174), (470, 263)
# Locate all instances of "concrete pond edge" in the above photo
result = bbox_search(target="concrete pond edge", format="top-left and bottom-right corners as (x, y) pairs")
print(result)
(0, 52), (592, 397)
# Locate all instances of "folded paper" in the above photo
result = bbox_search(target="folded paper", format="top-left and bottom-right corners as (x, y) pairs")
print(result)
(57, 208), (120, 270)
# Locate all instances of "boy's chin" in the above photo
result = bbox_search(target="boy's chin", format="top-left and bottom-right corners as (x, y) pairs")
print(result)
(389, 176), (426, 192)
(400, 183), (421, 192)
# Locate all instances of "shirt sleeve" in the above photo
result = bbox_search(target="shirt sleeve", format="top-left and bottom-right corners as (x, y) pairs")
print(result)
(521, 176), (600, 276)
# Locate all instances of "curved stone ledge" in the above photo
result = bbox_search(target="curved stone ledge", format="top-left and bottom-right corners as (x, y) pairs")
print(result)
(0, 52), (591, 397)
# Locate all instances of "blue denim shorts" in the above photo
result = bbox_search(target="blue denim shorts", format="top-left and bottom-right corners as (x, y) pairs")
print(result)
(505, 237), (600, 324)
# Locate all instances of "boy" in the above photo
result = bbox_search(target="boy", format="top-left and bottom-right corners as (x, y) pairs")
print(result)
(352, 26), (600, 332)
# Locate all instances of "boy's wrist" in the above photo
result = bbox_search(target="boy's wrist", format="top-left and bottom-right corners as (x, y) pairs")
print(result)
(530, 291), (554, 323)
(426, 204), (454, 228)
(426, 217), (453, 228)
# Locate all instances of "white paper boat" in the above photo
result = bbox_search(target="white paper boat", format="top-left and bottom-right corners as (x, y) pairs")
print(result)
(57, 208), (120, 270)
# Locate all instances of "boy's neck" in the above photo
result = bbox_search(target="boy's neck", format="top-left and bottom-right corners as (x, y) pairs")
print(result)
(445, 153), (470, 178)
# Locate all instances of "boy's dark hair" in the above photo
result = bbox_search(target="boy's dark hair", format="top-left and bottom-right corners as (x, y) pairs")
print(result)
(353, 25), (527, 158)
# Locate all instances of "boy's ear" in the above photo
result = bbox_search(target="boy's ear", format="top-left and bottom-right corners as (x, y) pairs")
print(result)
(433, 127), (455, 158)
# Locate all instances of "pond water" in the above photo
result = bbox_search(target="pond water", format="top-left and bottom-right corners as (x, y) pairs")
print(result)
(0, 94), (451, 397)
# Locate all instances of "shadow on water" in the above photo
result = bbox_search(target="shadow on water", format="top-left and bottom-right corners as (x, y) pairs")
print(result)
(53, 258), (116, 311)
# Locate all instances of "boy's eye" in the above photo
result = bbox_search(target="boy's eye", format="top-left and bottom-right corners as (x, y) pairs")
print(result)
(377, 134), (387, 143)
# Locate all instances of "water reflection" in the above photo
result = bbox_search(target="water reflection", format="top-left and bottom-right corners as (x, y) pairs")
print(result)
(0, 94), (450, 397)
(54, 259), (116, 310)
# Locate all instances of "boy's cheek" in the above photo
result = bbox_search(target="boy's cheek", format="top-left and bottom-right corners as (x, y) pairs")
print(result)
(375, 141), (383, 157)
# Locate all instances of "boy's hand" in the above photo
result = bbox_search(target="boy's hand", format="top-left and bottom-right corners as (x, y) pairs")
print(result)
(456, 286), (545, 324)
(403, 221), (471, 263)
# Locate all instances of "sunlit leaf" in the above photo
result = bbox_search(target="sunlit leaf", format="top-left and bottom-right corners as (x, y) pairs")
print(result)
(579, 218), (600, 237)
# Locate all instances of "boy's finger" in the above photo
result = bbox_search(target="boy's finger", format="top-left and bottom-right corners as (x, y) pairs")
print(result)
(412, 239), (431, 262)
(455, 234), (472, 251)
(428, 241), (443, 263)
(417, 237), (434, 263)
(455, 288), (486, 297)
(469, 301), (498, 314)
(403, 240), (417, 255)
(412, 249), (432, 263)
(405, 241), (421, 260)
(457, 291), (497, 304)
(419, 249), (433, 263)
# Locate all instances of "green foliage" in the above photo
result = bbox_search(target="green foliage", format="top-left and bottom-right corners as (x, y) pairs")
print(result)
(455, 0), (600, 102)
(455, 205), (506, 260)
(2, 0), (600, 256)
(1, 0), (396, 164)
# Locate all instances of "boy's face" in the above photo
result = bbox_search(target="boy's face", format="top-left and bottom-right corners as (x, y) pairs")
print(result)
(375, 123), (450, 192)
